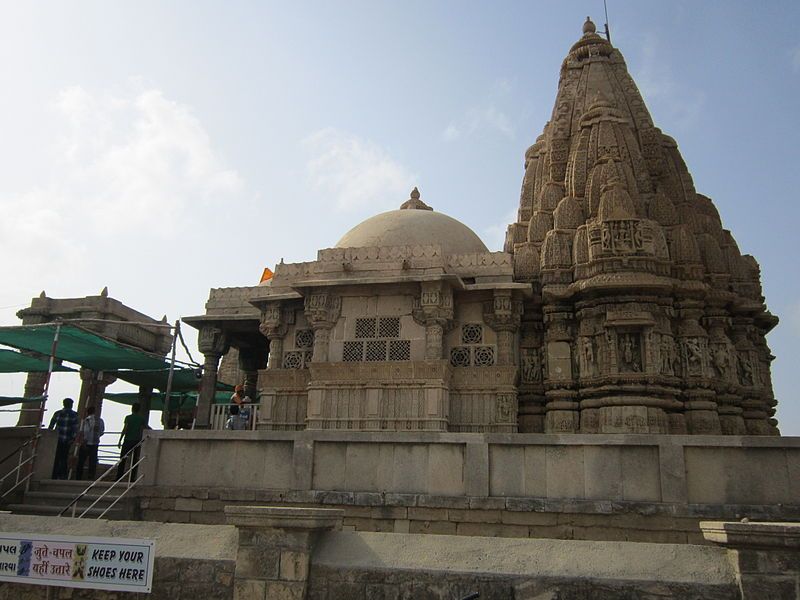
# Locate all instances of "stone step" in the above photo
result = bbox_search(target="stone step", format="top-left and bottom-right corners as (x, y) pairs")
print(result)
(22, 490), (127, 509)
(5, 502), (129, 520)
(30, 478), (133, 495)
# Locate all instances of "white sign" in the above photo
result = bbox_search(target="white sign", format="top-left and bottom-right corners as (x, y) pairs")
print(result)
(0, 533), (155, 593)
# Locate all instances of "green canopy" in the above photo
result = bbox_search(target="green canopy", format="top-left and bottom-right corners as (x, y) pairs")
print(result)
(104, 391), (231, 411)
(0, 349), (76, 373)
(112, 368), (233, 393)
(0, 324), (168, 371)
(0, 395), (46, 407)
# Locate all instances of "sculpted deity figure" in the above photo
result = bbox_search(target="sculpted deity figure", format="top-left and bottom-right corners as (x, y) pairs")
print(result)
(738, 352), (754, 386)
(711, 344), (731, 379)
(581, 337), (597, 376)
(521, 348), (542, 383)
(659, 335), (674, 376)
(617, 332), (641, 372)
(684, 338), (703, 376)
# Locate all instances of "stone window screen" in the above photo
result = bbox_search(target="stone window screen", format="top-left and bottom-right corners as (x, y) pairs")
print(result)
(389, 339), (411, 361)
(345, 316), (407, 361)
(355, 318), (377, 339)
(378, 317), (400, 339)
(295, 329), (314, 349)
(474, 345), (495, 367)
(282, 351), (304, 369)
(365, 340), (387, 362)
(343, 341), (364, 362)
(461, 323), (483, 345)
(450, 346), (471, 367)
(303, 350), (313, 365)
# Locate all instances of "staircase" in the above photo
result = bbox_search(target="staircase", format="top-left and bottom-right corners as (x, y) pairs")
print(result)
(5, 477), (137, 520)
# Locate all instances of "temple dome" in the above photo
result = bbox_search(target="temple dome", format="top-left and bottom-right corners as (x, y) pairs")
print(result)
(335, 188), (490, 254)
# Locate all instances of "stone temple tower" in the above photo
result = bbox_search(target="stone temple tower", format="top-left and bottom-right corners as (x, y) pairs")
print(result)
(506, 18), (779, 436)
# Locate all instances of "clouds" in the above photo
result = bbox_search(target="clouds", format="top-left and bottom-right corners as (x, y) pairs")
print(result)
(632, 33), (706, 131)
(0, 83), (244, 304)
(52, 85), (243, 235)
(442, 79), (516, 142)
(792, 46), (800, 72)
(443, 106), (515, 142)
(302, 127), (416, 211)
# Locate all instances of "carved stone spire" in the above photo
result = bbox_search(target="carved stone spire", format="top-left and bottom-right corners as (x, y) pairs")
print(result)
(508, 18), (779, 436)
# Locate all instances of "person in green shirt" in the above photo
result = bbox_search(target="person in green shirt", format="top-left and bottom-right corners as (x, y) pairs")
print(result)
(116, 403), (148, 481)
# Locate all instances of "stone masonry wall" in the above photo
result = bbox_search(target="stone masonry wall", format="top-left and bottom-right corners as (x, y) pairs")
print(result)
(137, 430), (800, 545)
(136, 485), (800, 546)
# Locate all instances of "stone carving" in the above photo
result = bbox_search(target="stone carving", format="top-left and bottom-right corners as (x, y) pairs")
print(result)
(579, 336), (598, 377)
(738, 352), (755, 386)
(682, 337), (706, 377)
(659, 335), (677, 376)
(617, 333), (642, 372)
(710, 343), (732, 380)
(496, 394), (515, 422)
(521, 348), (542, 383)
(198, 325), (228, 356)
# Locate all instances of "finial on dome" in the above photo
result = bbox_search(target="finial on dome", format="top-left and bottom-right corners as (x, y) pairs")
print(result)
(583, 17), (596, 35)
(400, 186), (433, 211)
(100, 286), (108, 297)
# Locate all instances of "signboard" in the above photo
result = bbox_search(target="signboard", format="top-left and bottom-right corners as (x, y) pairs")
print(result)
(0, 533), (155, 593)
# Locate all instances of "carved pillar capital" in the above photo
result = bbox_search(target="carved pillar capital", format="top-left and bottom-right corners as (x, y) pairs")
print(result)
(412, 282), (454, 359)
(483, 290), (522, 366)
(303, 292), (341, 329)
(304, 292), (341, 362)
(198, 324), (229, 358)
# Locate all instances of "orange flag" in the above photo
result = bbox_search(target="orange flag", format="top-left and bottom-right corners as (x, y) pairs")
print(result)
(260, 267), (274, 283)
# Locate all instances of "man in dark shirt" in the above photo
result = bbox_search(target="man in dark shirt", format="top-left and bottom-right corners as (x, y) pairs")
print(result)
(48, 398), (79, 480)
(116, 403), (147, 481)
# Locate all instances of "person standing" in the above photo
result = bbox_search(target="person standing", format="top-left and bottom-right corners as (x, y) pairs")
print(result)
(116, 403), (147, 481)
(76, 406), (105, 480)
(48, 398), (79, 480)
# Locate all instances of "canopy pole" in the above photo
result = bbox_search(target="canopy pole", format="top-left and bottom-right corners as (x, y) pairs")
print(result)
(163, 321), (179, 404)
(27, 321), (61, 491)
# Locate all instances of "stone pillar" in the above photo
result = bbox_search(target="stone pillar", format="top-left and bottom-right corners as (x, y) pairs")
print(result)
(138, 386), (153, 427)
(543, 307), (579, 433)
(678, 302), (722, 435)
(224, 505), (343, 600)
(77, 369), (117, 420)
(259, 302), (288, 370)
(483, 290), (522, 366)
(701, 521), (800, 599)
(412, 281), (454, 360)
(238, 348), (267, 401)
(424, 322), (444, 359)
(705, 310), (745, 435)
(304, 292), (340, 363)
(17, 371), (47, 426)
(196, 325), (228, 429)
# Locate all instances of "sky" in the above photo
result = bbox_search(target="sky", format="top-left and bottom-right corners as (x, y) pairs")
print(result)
(1, 1), (799, 435)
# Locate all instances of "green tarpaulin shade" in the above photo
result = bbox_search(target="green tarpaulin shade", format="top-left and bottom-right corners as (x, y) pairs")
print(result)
(112, 368), (233, 393)
(0, 349), (76, 373)
(0, 324), (168, 371)
(104, 391), (230, 411)
(0, 395), (46, 407)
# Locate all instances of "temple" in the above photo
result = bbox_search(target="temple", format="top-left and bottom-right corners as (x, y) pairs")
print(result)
(187, 18), (779, 438)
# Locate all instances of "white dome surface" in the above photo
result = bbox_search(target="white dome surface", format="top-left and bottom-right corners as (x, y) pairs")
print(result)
(336, 208), (489, 255)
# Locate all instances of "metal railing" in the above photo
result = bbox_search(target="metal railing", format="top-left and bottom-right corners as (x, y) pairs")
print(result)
(59, 439), (145, 519)
(210, 403), (259, 430)
(0, 437), (35, 499)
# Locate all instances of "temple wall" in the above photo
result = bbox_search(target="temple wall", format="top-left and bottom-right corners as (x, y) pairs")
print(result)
(137, 431), (800, 543)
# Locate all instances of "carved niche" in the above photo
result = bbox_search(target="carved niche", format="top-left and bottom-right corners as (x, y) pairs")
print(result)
(617, 332), (642, 373)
